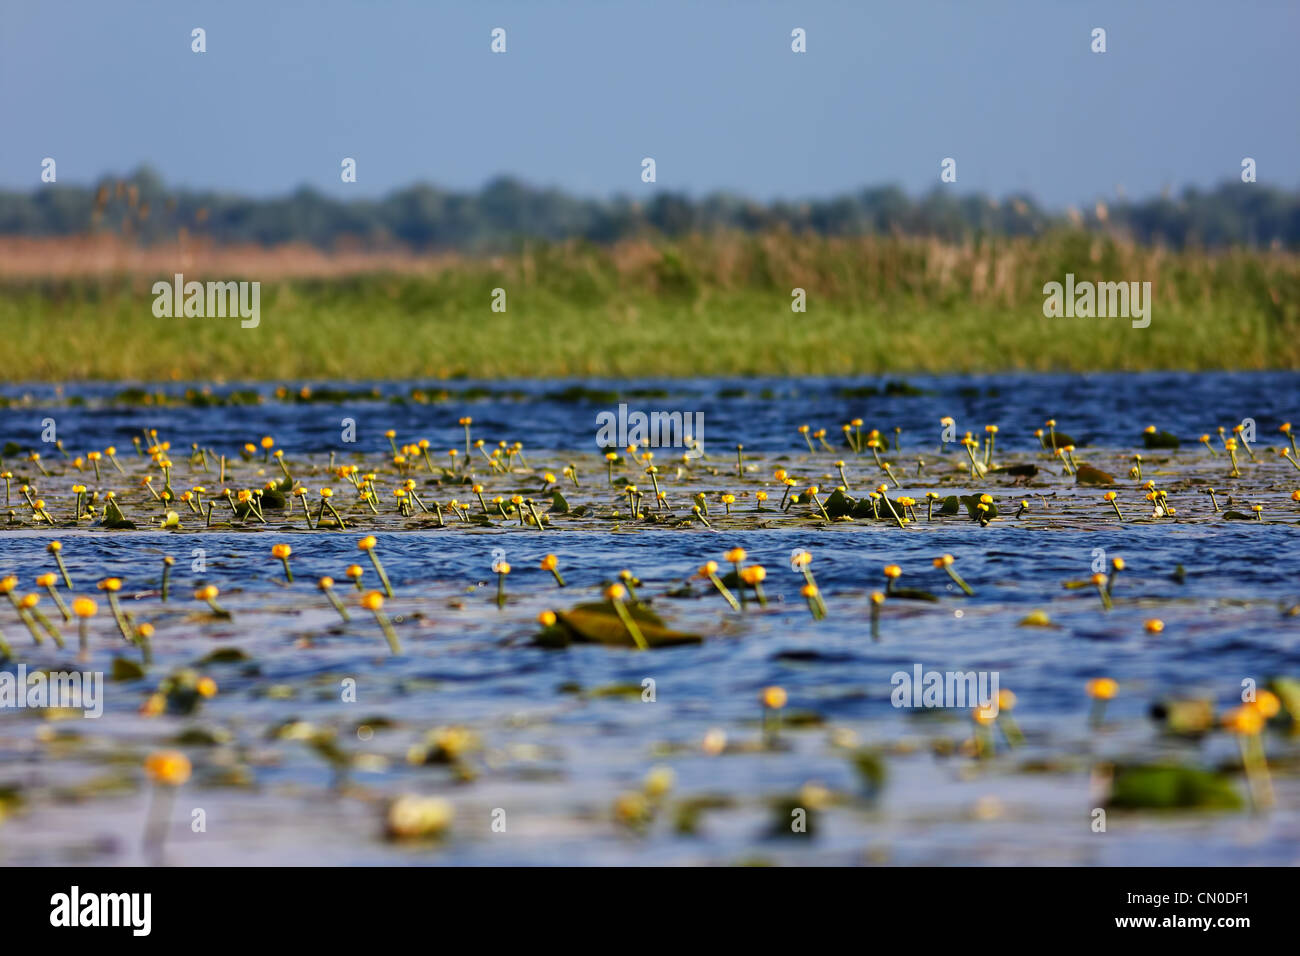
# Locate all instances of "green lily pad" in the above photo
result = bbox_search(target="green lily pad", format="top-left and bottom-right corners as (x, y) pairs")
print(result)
(170, 725), (232, 746)
(545, 601), (702, 649)
(851, 495), (909, 521)
(1107, 764), (1242, 810)
(959, 495), (998, 519)
(110, 657), (146, 681)
(990, 463), (1038, 478)
(849, 496), (876, 519)
(1075, 464), (1115, 485)
(888, 587), (940, 602)
(1149, 699), (1215, 737)
(196, 647), (251, 665)
(587, 682), (646, 698)
(101, 497), (136, 529)
(1143, 430), (1181, 449)
(549, 490), (570, 514)
(824, 489), (856, 518)
(768, 796), (819, 837)
(851, 748), (887, 795)
(672, 793), (735, 835)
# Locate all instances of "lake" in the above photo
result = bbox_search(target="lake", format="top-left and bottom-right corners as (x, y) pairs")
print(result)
(0, 370), (1297, 865)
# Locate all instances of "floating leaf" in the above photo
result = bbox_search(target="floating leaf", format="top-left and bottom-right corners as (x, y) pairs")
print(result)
(1107, 764), (1241, 810)
(1075, 464), (1115, 485)
(110, 656), (146, 681)
(545, 601), (702, 649)
(1143, 430), (1181, 449)
(170, 726), (232, 746)
(196, 647), (251, 665)
(959, 494), (999, 519)
(768, 795), (819, 837)
(849, 496), (877, 519)
(587, 683), (647, 698)
(1149, 699), (1215, 737)
(672, 794), (735, 835)
(823, 489), (855, 518)
(851, 749), (887, 795)
(101, 496), (136, 529)
(888, 587), (939, 602)
(990, 463), (1038, 478)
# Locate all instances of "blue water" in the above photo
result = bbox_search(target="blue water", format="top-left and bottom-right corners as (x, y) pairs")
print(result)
(3, 369), (1296, 454)
(0, 371), (1297, 865)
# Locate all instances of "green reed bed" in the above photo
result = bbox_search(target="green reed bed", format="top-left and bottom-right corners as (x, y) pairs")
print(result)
(1, 232), (1297, 381)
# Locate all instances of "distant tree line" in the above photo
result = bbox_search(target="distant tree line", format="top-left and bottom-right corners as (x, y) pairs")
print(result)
(2, 166), (1297, 251)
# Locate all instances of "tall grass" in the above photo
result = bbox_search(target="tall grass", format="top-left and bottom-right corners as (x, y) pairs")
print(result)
(1, 232), (1296, 381)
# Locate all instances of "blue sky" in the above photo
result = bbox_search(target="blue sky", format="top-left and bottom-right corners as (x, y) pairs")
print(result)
(2, 0), (1296, 207)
